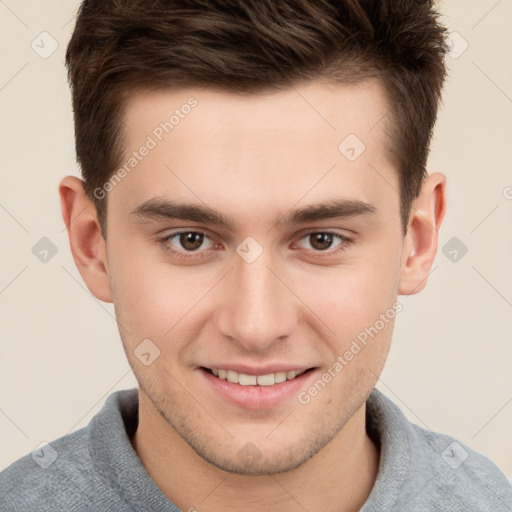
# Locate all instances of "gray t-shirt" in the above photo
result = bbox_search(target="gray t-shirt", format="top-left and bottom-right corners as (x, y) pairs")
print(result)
(1, 388), (511, 511)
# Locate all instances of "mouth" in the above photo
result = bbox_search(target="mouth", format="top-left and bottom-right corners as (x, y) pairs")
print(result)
(200, 367), (314, 386)
(199, 365), (317, 409)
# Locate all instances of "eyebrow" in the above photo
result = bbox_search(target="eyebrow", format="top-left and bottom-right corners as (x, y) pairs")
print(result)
(131, 197), (376, 230)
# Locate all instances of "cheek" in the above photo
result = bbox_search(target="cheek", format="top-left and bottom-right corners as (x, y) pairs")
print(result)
(108, 224), (402, 357)
(108, 243), (211, 342)
(293, 254), (401, 343)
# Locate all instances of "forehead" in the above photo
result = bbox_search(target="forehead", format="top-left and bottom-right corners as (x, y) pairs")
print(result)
(110, 79), (398, 226)
(122, 78), (392, 153)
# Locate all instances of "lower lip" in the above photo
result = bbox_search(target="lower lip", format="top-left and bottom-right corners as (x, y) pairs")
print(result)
(199, 368), (315, 410)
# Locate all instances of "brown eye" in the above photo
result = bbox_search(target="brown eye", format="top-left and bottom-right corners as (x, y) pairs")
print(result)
(159, 230), (219, 260)
(294, 231), (348, 255)
(179, 232), (204, 251)
(160, 231), (215, 256)
(309, 232), (334, 251)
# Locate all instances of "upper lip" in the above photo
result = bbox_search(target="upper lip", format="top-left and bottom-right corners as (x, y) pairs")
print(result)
(201, 364), (314, 375)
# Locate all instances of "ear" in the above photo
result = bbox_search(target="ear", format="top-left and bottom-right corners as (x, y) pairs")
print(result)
(59, 176), (112, 303)
(398, 172), (446, 295)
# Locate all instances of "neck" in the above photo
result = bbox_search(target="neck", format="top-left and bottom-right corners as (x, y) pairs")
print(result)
(131, 390), (379, 512)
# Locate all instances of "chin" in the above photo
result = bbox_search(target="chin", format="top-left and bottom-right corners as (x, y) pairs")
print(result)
(197, 444), (312, 476)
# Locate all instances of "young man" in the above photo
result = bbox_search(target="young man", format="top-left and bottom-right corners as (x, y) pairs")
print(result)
(1, 0), (511, 510)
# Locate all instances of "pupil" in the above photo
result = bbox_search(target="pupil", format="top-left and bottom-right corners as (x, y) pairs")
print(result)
(311, 233), (333, 250)
(180, 232), (203, 251)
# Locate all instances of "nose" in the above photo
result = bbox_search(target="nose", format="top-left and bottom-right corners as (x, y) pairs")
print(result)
(214, 249), (298, 352)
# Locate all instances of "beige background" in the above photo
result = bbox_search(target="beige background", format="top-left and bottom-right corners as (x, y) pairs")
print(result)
(1, 0), (511, 479)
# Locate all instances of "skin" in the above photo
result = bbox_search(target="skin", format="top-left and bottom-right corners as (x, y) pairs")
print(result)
(60, 78), (445, 512)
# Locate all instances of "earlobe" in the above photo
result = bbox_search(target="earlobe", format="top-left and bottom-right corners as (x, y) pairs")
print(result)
(59, 176), (113, 303)
(398, 172), (446, 295)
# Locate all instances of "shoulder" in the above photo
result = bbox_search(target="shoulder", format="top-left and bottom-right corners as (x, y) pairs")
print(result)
(0, 427), (98, 511)
(410, 423), (512, 510)
(0, 389), (139, 511)
(365, 389), (512, 511)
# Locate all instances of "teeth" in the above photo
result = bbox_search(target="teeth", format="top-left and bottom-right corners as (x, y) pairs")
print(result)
(274, 371), (287, 383)
(210, 368), (305, 386)
(256, 373), (274, 386)
(226, 370), (238, 383)
(239, 374), (257, 385)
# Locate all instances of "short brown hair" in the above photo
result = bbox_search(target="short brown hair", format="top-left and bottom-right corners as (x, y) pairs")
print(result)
(66, 0), (448, 232)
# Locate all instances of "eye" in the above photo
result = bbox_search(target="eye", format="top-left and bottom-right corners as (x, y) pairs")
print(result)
(160, 231), (216, 255)
(295, 231), (348, 252)
(158, 229), (351, 262)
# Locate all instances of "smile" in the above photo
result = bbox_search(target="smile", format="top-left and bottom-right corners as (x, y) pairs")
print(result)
(205, 368), (307, 386)
(199, 365), (316, 409)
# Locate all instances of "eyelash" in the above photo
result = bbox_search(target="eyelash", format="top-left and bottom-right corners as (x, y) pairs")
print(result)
(157, 230), (352, 261)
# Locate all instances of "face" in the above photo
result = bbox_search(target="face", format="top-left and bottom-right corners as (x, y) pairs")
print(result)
(105, 79), (404, 474)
